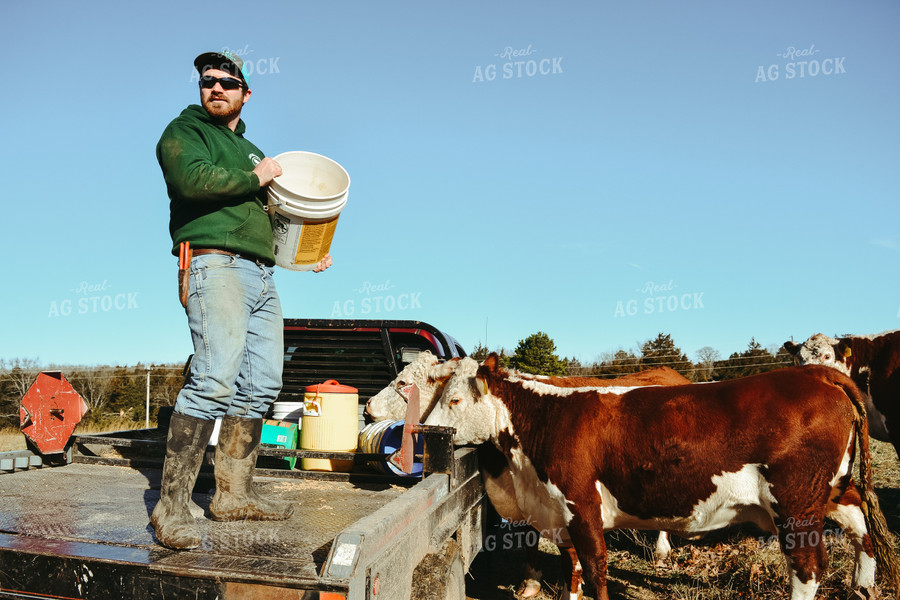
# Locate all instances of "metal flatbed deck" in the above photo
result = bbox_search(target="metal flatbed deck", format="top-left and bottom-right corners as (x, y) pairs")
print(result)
(0, 463), (408, 599)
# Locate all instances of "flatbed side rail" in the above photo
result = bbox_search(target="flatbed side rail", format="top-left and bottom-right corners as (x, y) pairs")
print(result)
(322, 444), (483, 600)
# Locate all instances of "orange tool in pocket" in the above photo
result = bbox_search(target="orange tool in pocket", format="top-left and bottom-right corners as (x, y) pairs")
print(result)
(178, 241), (192, 308)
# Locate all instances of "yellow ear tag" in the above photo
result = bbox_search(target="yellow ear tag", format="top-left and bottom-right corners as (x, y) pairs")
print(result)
(843, 347), (852, 358)
(476, 377), (489, 396)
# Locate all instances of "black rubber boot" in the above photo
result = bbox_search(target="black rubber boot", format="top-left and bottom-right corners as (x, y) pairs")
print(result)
(209, 416), (294, 522)
(150, 412), (216, 549)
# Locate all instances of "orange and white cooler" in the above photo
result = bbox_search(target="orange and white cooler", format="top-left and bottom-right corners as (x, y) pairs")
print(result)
(300, 380), (359, 471)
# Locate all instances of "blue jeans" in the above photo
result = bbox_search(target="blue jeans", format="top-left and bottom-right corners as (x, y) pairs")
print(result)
(175, 254), (283, 420)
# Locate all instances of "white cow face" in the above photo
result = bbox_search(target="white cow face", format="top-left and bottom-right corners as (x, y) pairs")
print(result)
(365, 351), (441, 421)
(783, 333), (851, 375)
(424, 357), (501, 445)
(365, 352), (463, 422)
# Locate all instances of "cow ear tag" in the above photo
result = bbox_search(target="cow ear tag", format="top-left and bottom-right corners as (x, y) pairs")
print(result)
(843, 347), (852, 358)
(476, 377), (489, 396)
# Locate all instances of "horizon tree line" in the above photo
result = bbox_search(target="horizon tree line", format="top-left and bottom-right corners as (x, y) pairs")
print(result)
(0, 332), (794, 430)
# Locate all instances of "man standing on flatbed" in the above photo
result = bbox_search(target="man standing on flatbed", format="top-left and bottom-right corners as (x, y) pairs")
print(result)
(153, 50), (331, 550)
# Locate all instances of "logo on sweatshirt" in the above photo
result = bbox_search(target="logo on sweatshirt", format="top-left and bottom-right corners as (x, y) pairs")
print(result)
(249, 153), (262, 166)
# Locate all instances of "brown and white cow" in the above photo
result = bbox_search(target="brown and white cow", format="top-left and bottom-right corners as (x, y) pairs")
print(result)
(366, 353), (691, 597)
(364, 350), (690, 422)
(426, 354), (897, 600)
(784, 330), (900, 459)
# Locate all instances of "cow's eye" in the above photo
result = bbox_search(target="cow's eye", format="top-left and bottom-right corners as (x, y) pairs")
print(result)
(449, 397), (461, 406)
(823, 355), (831, 361)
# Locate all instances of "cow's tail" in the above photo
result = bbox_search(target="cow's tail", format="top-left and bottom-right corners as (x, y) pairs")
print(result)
(837, 375), (900, 593)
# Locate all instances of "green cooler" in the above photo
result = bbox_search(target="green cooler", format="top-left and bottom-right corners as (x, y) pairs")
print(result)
(261, 419), (299, 469)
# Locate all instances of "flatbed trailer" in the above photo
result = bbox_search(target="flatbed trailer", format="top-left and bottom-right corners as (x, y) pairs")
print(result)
(0, 319), (484, 600)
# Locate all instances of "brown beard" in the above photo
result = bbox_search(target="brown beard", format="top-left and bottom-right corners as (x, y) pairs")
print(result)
(202, 93), (243, 124)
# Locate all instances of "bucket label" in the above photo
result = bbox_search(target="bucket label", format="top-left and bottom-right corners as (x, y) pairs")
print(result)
(294, 217), (338, 265)
(272, 213), (290, 244)
(304, 399), (322, 417)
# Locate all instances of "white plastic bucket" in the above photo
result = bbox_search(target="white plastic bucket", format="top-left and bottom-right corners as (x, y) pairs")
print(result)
(271, 401), (304, 424)
(267, 151), (350, 271)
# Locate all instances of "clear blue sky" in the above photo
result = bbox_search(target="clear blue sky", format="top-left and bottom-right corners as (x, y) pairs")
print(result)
(2, 0), (898, 366)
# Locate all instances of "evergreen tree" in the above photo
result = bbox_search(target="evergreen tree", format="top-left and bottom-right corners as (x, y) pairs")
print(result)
(469, 342), (491, 362)
(592, 349), (641, 377)
(508, 332), (568, 376)
(717, 338), (784, 380)
(565, 357), (587, 376)
(639, 333), (693, 378)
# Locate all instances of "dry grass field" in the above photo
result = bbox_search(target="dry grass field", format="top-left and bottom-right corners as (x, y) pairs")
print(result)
(0, 420), (149, 453)
(0, 428), (28, 452)
(465, 439), (900, 600)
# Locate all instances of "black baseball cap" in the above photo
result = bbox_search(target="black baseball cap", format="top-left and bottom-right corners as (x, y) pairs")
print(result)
(194, 51), (250, 88)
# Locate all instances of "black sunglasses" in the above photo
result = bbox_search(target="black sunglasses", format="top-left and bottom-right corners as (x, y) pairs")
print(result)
(199, 75), (244, 90)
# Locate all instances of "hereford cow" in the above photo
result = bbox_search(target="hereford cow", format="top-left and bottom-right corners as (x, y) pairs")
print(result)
(365, 352), (691, 597)
(784, 330), (900, 459)
(425, 354), (898, 600)
(365, 349), (689, 422)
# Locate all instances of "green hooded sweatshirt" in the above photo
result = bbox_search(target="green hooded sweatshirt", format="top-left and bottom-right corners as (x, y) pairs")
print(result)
(157, 104), (274, 264)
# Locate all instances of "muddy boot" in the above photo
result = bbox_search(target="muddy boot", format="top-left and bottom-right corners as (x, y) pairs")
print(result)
(209, 416), (294, 522)
(150, 412), (215, 549)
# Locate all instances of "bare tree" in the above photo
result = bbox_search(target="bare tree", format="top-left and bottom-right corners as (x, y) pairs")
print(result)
(694, 346), (720, 382)
(0, 358), (42, 428)
(0, 358), (42, 397)
(69, 366), (117, 414)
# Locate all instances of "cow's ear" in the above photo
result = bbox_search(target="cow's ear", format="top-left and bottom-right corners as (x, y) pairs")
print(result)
(839, 342), (852, 359)
(476, 376), (489, 397)
(783, 341), (799, 355)
(432, 358), (459, 378)
(483, 354), (499, 371)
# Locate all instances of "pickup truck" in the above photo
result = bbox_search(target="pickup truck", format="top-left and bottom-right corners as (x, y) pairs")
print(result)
(0, 319), (484, 600)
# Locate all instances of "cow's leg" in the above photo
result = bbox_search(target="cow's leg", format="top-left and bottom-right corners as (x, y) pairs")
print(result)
(566, 512), (610, 600)
(654, 531), (671, 560)
(885, 415), (900, 462)
(553, 545), (584, 600)
(563, 546), (584, 600)
(826, 480), (877, 595)
(774, 511), (827, 600)
(518, 532), (543, 598)
(872, 372), (900, 460)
